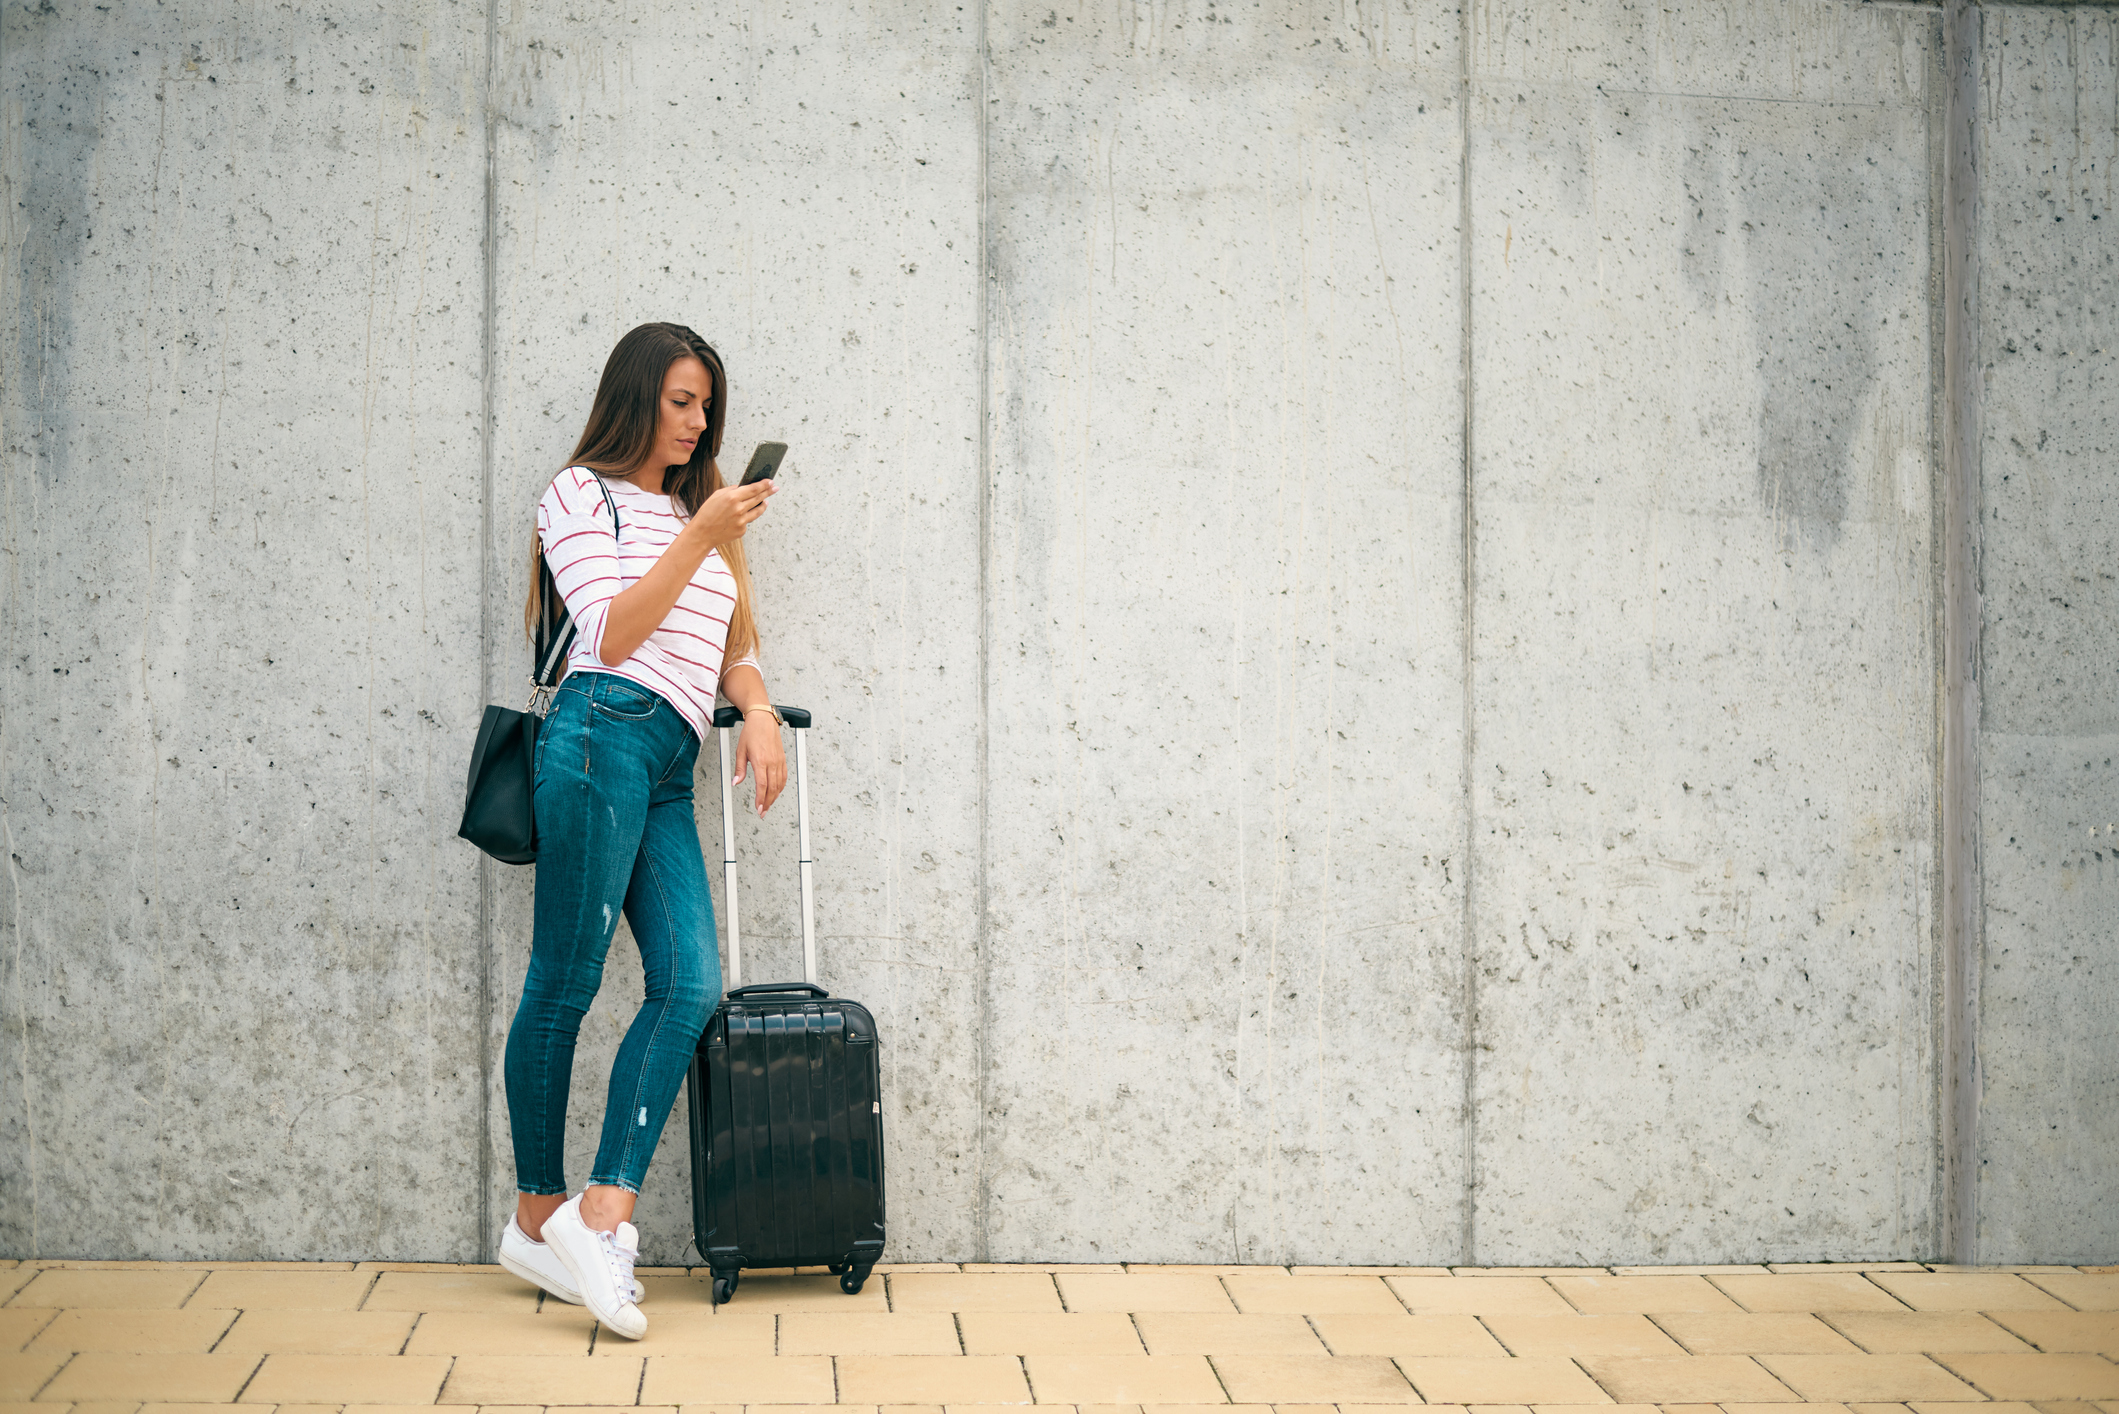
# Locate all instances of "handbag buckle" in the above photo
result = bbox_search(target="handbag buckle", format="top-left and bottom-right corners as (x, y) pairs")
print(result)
(526, 678), (555, 716)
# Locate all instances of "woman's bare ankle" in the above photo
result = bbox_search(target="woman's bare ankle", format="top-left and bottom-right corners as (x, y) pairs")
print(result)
(516, 1192), (566, 1243)
(577, 1184), (638, 1234)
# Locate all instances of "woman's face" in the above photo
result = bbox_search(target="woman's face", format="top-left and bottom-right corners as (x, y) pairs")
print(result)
(651, 354), (712, 470)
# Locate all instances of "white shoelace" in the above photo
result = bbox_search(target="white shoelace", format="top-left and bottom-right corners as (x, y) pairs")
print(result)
(601, 1223), (641, 1307)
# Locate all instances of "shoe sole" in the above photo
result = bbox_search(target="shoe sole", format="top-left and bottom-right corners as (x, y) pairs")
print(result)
(498, 1244), (585, 1305)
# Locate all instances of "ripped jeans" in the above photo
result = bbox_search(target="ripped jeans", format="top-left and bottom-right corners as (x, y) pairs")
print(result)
(504, 670), (721, 1196)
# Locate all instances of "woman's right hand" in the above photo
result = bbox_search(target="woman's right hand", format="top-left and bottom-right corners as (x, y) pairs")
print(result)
(692, 479), (776, 545)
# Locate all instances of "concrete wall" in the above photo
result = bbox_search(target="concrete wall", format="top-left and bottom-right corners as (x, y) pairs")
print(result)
(1971, 3), (2119, 1264)
(0, 0), (2110, 1266)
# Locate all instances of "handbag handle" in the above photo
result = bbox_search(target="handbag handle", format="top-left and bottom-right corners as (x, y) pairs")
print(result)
(529, 476), (623, 705)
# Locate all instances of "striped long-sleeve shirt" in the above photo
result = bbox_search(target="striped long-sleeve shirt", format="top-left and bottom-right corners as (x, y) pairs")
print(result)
(537, 465), (761, 739)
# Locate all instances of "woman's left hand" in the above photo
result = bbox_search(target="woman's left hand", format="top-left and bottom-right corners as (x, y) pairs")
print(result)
(731, 715), (788, 815)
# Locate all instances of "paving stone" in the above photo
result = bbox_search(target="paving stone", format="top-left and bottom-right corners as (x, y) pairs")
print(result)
(1124, 1266), (1286, 1276)
(1289, 1269), (1451, 1279)
(1453, 1271), (1608, 1279)
(404, 1308), (598, 1355)
(1384, 1279), (1573, 1316)
(1213, 1353), (1421, 1403)
(1056, 1276), (1237, 1315)
(1988, 1312), (2119, 1355)
(1821, 1312), (2039, 1353)
(1868, 1275), (2071, 1313)
(589, 1311), (774, 1356)
(38, 1353), (259, 1403)
(2024, 1278), (2119, 1312)
(1753, 1354), (1985, 1401)
(238, 1353), (452, 1403)
(188, 1271), (377, 1311)
(1709, 1277), (1908, 1314)
(836, 1355), (1035, 1403)
(1770, 1266), (1930, 1275)
(775, 1313), (964, 1355)
(1648, 1313), (1862, 1355)
(882, 1274), (1059, 1315)
(441, 1353), (645, 1404)
(24, 1310), (236, 1355)
(1222, 1277), (1402, 1316)
(638, 1354), (838, 1403)
(637, 1274), (714, 1306)
(1480, 1315), (1687, 1357)
(1573, 1354), (1797, 1403)
(1307, 1314), (1511, 1358)
(162, 1262), (357, 1271)
(359, 1272), (538, 1313)
(0, 1310), (59, 1352)
(957, 1312), (1145, 1356)
(1550, 1278), (1741, 1315)
(1395, 1356), (1609, 1404)
(5, 1273), (203, 1312)
(351, 1263), (505, 1275)
(1131, 1314), (1325, 1356)
(1932, 1354), (2119, 1400)
(0, 1350), (69, 1400)
(211, 1309), (420, 1356)
(1021, 1355), (1227, 1404)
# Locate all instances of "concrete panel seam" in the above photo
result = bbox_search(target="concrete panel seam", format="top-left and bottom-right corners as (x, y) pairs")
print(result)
(974, 0), (994, 1267)
(1456, 0), (1479, 1270)
(476, 0), (503, 1264)
(1940, 0), (1986, 1266)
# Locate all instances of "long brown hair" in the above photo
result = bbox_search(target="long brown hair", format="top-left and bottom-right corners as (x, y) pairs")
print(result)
(524, 322), (761, 665)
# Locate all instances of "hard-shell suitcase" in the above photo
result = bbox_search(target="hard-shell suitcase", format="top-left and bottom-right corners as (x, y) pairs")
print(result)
(686, 704), (886, 1306)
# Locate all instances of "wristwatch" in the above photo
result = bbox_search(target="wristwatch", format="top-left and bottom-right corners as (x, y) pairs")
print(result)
(742, 703), (783, 727)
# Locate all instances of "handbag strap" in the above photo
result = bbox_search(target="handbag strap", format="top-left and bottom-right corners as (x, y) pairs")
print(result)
(530, 475), (623, 701)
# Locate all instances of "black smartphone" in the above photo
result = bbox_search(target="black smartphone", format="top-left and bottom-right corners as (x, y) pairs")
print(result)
(739, 442), (788, 486)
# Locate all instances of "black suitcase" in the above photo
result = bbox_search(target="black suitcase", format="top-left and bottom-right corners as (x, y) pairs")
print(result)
(686, 704), (886, 1305)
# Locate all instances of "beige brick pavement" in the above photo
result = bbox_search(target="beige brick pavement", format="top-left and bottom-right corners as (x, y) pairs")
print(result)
(2, 1257), (2116, 1414)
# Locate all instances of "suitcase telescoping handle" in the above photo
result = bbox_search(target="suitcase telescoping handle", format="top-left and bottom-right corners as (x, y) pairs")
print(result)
(713, 704), (816, 990)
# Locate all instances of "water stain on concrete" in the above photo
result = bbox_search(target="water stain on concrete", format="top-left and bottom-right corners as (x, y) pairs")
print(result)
(1683, 120), (1894, 553)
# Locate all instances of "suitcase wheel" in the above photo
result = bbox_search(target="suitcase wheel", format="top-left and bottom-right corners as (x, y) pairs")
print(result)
(827, 1262), (847, 1275)
(711, 1270), (740, 1305)
(839, 1268), (868, 1296)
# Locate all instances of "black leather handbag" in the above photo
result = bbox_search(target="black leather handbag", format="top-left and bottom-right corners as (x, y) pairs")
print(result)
(457, 478), (619, 864)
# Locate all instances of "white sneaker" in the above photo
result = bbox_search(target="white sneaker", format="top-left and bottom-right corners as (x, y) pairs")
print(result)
(497, 1214), (646, 1306)
(542, 1195), (648, 1340)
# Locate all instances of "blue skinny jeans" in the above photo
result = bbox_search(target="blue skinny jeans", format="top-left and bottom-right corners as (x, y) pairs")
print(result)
(504, 670), (721, 1196)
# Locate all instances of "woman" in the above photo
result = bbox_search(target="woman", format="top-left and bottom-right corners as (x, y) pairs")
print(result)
(496, 322), (781, 1340)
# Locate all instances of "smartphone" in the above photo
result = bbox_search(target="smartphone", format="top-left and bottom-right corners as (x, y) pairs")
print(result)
(739, 442), (788, 486)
